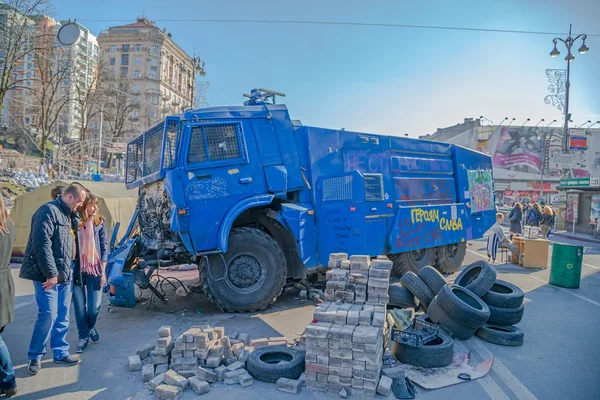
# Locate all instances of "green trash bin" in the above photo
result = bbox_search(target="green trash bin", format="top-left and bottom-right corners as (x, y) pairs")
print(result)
(549, 243), (584, 289)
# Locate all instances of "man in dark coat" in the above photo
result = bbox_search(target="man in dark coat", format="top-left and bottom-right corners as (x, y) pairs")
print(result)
(19, 183), (86, 375)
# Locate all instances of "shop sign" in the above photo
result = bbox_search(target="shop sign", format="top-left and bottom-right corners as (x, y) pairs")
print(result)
(569, 135), (588, 151)
(560, 177), (590, 188)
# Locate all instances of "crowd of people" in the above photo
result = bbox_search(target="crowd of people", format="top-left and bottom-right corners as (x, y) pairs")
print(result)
(0, 183), (108, 397)
(508, 201), (556, 239)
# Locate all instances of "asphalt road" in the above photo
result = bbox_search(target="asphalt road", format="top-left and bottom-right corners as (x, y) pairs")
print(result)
(3, 235), (600, 400)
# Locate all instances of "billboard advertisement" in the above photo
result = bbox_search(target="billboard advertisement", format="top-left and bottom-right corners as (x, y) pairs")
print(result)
(492, 126), (543, 172)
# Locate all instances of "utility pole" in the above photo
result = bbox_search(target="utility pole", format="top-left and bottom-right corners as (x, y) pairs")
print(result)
(98, 103), (103, 176)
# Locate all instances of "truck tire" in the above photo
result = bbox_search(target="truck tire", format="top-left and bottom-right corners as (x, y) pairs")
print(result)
(417, 266), (447, 295)
(428, 297), (476, 340)
(394, 330), (454, 368)
(487, 304), (524, 326)
(481, 280), (524, 308)
(246, 347), (305, 383)
(475, 324), (524, 346)
(201, 227), (287, 312)
(454, 261), (497, 297)
(400, 272), (434, 310)
(398, 248), (437, 275)
(436, 284), (490, 329)
(435, 242), (467, 274)
(388, 284), (417, 309)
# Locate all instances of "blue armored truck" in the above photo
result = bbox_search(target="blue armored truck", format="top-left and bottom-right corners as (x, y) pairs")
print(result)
(110, 89), (496, 312)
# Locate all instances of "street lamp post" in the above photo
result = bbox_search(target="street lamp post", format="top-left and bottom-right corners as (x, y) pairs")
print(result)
(534, 119), (545, 128)
(521, 118), (531, 127)
(550, 24), (589, 151)
(507, 118), (516, 127)
(576, 120), (592, 128)
(589, 121), (600, 128)
(538, 130), (559, 201)
(545, 119), (558, 128)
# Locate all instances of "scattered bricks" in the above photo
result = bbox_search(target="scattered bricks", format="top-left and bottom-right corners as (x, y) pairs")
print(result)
(226, 361), (245, 372)
(316, 354), (330, 365)
(172, 357), (197, 366)
(340, 340), (353, 349)
(276, 377), (303, 394)
(213, 327), (225, 339)
(267, 336), (288, 347)
(317, 373), (329, 383)
(250, 338), (270, 348)
(171, 351), (183, 359)
(377, 376), (393, 396)
(328, 375), (340, 384)
(340, 260), (351, 270)
(196, 350), (209, 360)
(329, 348), (353, 360)
(158, 326), (172, 338)
(136, 343), (155, 360)
(209, 345), (224, 357)
(371, 259), (393, 270)
(326, 281), (346, 291)
(239, 373), (253, 387)
(215, 365), (228, 381)
(128, 355), (142, 371)
(335, 291), (355, 301)
(335, 310), (348, 324)
(223, 356), (238, 366)
(237, 349), (250, 363)
(352, 378), (364, 388)
(328, 260), (341, 269)
(142, 364), (155, 382)
(238, 333), (250, 346)
(230, 339), (243, 345)
(306, 322), (332, 339)
(157, 335), (173, 348)
(368, 268), (391, 279)
(146, 373), (165, 391)
(223, 369), (247, 384)
(327, 269), (350, 282)
(353, 325), (382, 344)
(330, 253), (349, 262)
(373, 312), (385, 327)
(153, 345), (172, 357)
(155, 364), (169, 376)
(188, 377), (210, 395)
(221, 337), (234, 358)
(178, 370), (196, 378)
(305, 353), (317, 363)
(205, 356), (222, 368)
(196, 366), (217, 383)
(154, 384), (183, 400)
(306, 363), (329, 374)
(174, 338), (186, 352)
(354, 369), (380, 381)
(353, 360), (366, 370)
(185, 342), (196, 351)
(183, 350), (194, 358)
(203, 328), (215, 341)
(182, 329), (200, 343)
(347, 310), (360, 325)
(364, 380), (378, 391)
(382, 366), (405, 379)
(232, 343), (245, 358)
(164, 370), (189, 389)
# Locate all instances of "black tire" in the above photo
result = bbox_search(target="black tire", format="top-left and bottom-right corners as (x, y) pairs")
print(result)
(394, 330), (454, 368)
(400, 272), (434, 310)
(416, 313), (434, 324)
(399, 248), (437, 275)
(435, 242), (467, 274)
(246, 347), (305, 383)
(487, 304), (524, 326)
(388, 284), (417, 309)
(482, 280), (524, 308)
(436, 284), (490, 329)
(10, 256), (23, 264)
(428, 298), (476, 340)
(454, 261), (497, 297)
(475, 324), (524, 346)
(201, 227), (287, 312)
(417, 266), (447, 295)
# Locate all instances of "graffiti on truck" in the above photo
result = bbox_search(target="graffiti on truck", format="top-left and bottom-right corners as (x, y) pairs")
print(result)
(467, 170), (494, 213)
(394, 178), (455, 206)
(323, 207), (352, 252)
(393, 207), (465, 251)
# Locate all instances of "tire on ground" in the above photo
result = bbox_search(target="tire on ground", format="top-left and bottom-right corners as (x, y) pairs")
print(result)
(388, 284), (417, 309)
(475, 324), (524, 346)
(417, 266), (447, 295)
(487, 304), (524, 326)
(428, 297), (476, 340)
(394, 330), (454, 368)
(416, 313), (435, 324)
(454, 260), (497, 297)
(481, 280), (524, 308)
(201, 227), (287, 312)
(436, 284), (490, 329)
(400, 272), (434, 310)
(246, 347), (305, 383)
(434, 242), (467, 274)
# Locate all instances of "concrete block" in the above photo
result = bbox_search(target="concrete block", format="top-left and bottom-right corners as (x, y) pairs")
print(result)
(368, 268), (391, 279)
(171, 351), (183, 358)
(223, 368), (247, 384)
(154, 384), (183, 400)
(178, 370), (196, 378)
(371, 259), (393, 270)
(237, 349), (250, 363)
(157, 335), (173, 348)
(238, 333), (250, 346)
(368, 286), (389, 296)
(305, 322), (332, 339)
(221, 337), (234, 357)
(326, 269), (349, 281)
(250, 338), (269, 348)
(347, 310), (360, 325)
(158, 326), (172, 338)
(328, 374), (340, 384)
(328, 260), (341, 269)
(345, 282), (356, 291)
(377, 375), (392, 396)
(305, 353), (317, 363)
(382, 366), (405, 379)
(155, 363), (169, 376)
(202, 328), (215, 341)
(354, 369), (380, 381)
(182, 328), (200, 343)
(354, 295), (367, 304)
(328, 339), (340, 349)
(188, 377), (210, 395)
(195, 366), (217, 383)
(223, 356), (238, 366)
(336, 290), (355, 301)
(334, 310), (348, 324)
(308, 337), (329, 347)
(163, 369), (189, 389)
(317, 373), (328, 383)
(209, 344), (224, 357)
(231, 343), (245, 358)
(142, 364), (155, 382)
(353, 360), (367, 371)
(239, 373), (253, 387)
(305, 371), (317, 381)
(329, 253), (349, 262)
(196, 350), (209, 360)
(305, 363), (329, 374)
(215, 365), (228, 381)
(226, 361), (245, 371)
(306, 380), (328, 391)
(341, 358), (354, 369)
(326, 281), (346, 291)
(353, 349), (383, 363)
(329, 357), (342, 367)
(323, 308), (337, 322)
(379, 295), (390, 304)
(364, 379), (377, 391)
(171, 357), (197, 366)
(146, 373), (164, 391)
(153, 344), (173, 357)
(127, 355), (141, 371)
(276, 377), (303, 393)
(352, 378), (364, 388)
(339, 387), (349, 398)
(355, 284), (367, 295)
(340, 339), (353, 349)
(205, 356), (222, 368)
(183, 350), (194, 358)
(136, 343), (155, 360)
(316, 355), (329, 365)
(353, 325), (382, 344)
(340, 260), (351, 269)
(373, 312), (385, 327)
(365, 362), (381, 371)
(353, 342), (365, 350)
(213, 327), (225, 339)
(173, 338), (186, 352)
(349, 274), (368, 285)
(329, 348), (353, 360)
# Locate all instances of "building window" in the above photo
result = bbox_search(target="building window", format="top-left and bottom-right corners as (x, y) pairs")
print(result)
(135, 44), (141, 52)
(152, 46), (159, 54)
(109, 45), (116, 53)
(132, 84), (140, 93)
(110, 57), (115, 65)
(24, 116), (30, 124)
(120, 67), (128, 78)
(133, 70), (140, 78)
(122, 44), (129, 52)
(121, 54), (129, 65)
(150, 71), (157, 79)
(151, 58), (158, 67)
(134, 57), (140, 65)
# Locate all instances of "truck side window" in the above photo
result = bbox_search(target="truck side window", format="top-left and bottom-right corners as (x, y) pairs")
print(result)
(163, 120), (179, 168)
(188, 127), (207, 163)
(205, 124), (241, 161)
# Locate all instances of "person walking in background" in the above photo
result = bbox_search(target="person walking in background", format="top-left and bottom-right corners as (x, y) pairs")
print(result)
(0, 197), (17, 397)
(19, 184), (87, 375)
(526, 202), (542, 227)
(72, 194), (107, 353)
(509, 202), (523, 238)
(540, 206), (555, 239)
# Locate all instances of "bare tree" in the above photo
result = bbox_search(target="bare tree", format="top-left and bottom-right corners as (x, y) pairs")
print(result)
(0, 0), (50, 118)
(103, 75), (139, 138)
(73, 60), (105, 142)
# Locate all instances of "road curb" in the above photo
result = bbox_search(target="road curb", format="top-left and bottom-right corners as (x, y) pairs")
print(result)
(552, 232), (600, 245)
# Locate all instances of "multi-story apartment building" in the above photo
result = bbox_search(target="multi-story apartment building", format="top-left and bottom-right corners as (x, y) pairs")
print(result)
(97, 17), (195, 137)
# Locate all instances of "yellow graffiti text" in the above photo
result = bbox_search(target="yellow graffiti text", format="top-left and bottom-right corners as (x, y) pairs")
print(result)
(411, 209), (439, 224)
(439, 218), (463, 231)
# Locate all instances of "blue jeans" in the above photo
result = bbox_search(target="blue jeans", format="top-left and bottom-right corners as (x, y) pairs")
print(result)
(28, 280), (72, 361)
(0, 333), (15, 389)
(72, 283), (102, 341)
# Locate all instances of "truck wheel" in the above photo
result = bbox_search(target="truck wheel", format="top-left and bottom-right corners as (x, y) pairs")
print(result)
(391, 248), (436, 277)
(435, 242), (467, 274)
(201, 227), (287, 312)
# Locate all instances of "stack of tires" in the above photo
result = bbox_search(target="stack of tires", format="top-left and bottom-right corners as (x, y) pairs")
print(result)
(476, 280), (525, 346)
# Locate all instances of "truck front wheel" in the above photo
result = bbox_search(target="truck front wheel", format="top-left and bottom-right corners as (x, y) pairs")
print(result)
(201, 227), (287, 312)
(435, 242), (467, 274)
(390, 248), (436, 277)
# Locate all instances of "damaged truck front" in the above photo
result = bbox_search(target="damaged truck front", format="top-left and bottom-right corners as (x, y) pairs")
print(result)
(108, 89), (497, 313)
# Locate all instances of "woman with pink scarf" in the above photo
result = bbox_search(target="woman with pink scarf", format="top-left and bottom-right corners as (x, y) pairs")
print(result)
(72, 194), (107, 353)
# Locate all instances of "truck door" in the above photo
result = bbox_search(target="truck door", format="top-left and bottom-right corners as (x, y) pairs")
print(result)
(180, 121), (265, 251)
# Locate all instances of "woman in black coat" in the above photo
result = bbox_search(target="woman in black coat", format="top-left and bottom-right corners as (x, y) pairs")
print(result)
(509, 202), (523, 236)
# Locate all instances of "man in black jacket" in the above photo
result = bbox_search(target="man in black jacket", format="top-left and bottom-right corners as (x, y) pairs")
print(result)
(19, 183), (86, 375)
